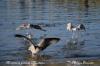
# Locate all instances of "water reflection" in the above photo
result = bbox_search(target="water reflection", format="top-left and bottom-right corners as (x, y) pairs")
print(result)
(84, 0), (89, 16)
(84, 0), (89, 8)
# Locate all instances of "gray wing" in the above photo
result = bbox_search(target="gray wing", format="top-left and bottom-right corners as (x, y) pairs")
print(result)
(37, 38), (60, 50)
(14, 34), (36, 48)
(30, 24), (46, 31)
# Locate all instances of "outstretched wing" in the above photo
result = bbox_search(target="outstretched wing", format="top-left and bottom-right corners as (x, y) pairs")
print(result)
(30, 24), (46, 31)
(77, 24), (86, 31)
(37, 38), (60, 50)
(14, 34), (36, 46)
(67, 23), (75, 31)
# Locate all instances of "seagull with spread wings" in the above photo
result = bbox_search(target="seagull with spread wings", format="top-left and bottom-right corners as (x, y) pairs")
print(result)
(67, 23), (86, 39)
(16, 23), (46, 31)
(67, 23), (85, 32)
(15, 34), (60, 56)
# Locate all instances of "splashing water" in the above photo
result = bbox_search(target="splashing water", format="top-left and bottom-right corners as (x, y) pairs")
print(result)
(71, 31), (85, 45)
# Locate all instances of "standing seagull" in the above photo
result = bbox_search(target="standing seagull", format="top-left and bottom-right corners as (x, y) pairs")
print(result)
(15, 34), (60, 56)
(16, 23), (46, 31)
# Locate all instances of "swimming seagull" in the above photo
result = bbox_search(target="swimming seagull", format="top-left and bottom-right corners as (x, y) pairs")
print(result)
(16, 23), (46, 31)
(15, 34), (60, 56)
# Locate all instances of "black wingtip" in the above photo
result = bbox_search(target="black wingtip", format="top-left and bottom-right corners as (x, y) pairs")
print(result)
(45, 37), (60, 40)
(30, 24), (46, 31)
(45, 38), (60, 43)
(14, 34), (25, 38)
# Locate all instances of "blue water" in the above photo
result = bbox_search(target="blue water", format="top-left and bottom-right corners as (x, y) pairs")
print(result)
(0, 0), (100, 65)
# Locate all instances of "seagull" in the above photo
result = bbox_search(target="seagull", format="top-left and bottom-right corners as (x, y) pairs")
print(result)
(16, 23), (46, 31)
(67, 23), (85, 32)
(67, 23), (85, 39)
(15, 34), (60, 56)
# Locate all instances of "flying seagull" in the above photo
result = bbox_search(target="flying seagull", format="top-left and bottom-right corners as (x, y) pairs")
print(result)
(15, 34), (60, 56)
(16, 23), (46, 31)
(67, 23), (85, 39)
(67, 23), (85, 32)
